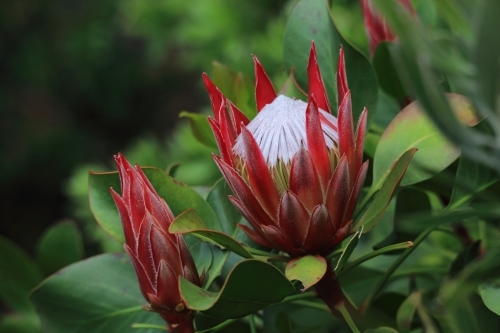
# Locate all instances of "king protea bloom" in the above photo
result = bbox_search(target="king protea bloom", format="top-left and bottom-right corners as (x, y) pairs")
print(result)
(110, 154), (200, 333)
(362, 0), (415, 55)
(203, 42), (368, 258)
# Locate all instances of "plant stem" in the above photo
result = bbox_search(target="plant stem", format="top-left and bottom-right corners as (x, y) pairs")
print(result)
(249, 315), (257, 333)
(337, 241), (414, 277)
(337, 303), (361, 333)
(279, 291), (317, 304)
(361, 226), (434, 312)
(291, 300), (329, 312)
(131, 323), (168, 331)
(195, 319), (237, 333)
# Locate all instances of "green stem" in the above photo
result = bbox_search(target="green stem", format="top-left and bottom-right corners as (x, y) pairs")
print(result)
(249, 315), (257, 333)
(243, 246), (280, 257)
(325, 247), (345, 262)
(361, 227), (434, 312)
(131, 323), (168, 331)
(337, 303), (361, 333)
(338, 241), (414, 277)
(392, 266), (448, 278)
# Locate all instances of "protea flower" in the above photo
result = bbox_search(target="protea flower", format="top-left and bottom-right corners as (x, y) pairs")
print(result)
(362, 0), (415, 55)
(110, 154), (200, 333)
(203, 42), (368, 258)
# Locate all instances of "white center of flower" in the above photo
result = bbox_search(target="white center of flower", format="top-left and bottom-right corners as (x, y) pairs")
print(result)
(233, 95), (338, 167)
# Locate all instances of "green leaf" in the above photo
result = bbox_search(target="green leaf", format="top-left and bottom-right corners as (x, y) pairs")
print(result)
(396, 292), (419, 333)
(206, 178), (242, 236)
(180, 260), (294, 319)
(210, 61), (255, 118)
(31, 253), (164, 333)
(169, 209), (252, 259)
(373, 97), (466, 187)
(283, 0), (377, 121)
(334, 231), (360, 272)
(36, 220), (84, 276)
(285, 255), (327, 291)
(0, 235), (43, 313)
(179, 111), (217, 149)
(89, 167), (221, 243)
(449, 240), (481, 278)
(372, 42), (407, 103)
(355, 148), (417, 233)
(479, 280), (500, 316)
(448, 155), (499, 210)
(0, 312), (40, 333)
(474, 0), (500, 113)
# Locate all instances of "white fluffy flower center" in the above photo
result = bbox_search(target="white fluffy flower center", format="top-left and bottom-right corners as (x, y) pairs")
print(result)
(233, 95), (338, 167)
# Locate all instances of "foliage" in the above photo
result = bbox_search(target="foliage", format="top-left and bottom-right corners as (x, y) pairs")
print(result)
(2, 0), (500, 332)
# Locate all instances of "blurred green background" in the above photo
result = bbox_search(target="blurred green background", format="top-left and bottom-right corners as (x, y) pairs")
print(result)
(0, 0), (292, 254)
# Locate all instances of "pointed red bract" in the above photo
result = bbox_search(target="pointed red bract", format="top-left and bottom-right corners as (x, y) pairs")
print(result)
(253, 55), (277, 112)
(337, 91), (356, 183)
(289, 148), (323, 212)
(337, 47), (349, 108)
(202, 73), (225, 121)
(307, 42), (331, 113)
(111, 153), (199, 333)
(306, 98), (331, 192)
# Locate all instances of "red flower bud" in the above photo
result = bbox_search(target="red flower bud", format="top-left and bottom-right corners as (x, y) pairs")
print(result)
(110, 154), (200, 333)
(361, 0), (415, 55)
(204, 42), (368, 258)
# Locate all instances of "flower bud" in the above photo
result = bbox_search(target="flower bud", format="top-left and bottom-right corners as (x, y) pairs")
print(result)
(110, 154), (200, 333)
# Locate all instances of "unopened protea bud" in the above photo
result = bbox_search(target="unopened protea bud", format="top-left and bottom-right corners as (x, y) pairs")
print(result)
(361, 0), (415, 55)
(110, 154), (200, 333)
(203, 42), (368, 258)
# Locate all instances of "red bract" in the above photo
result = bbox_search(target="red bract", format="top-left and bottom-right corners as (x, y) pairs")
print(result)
(361, 0), (415, 55)
(110, 154), (200, 333)
(204, 42), (368, 258)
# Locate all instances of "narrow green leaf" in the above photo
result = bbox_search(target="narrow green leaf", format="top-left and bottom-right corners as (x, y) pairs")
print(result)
(285, 255), (327, 291)
(448, 155), (499, 210)
(169, 209), (252, 259)
(334, 231), (360, 272)
(180, 260), (294, 319)
(355, 148), (417, 233)
(449, 240), (481, 278)
(31, 253), (164, 333)
(0, 235), (43, 313)
(396, 292), (419, 333)
(283, 0), (377, 121)
(36, 220), (84, 276)
(179, 111), (217, 149)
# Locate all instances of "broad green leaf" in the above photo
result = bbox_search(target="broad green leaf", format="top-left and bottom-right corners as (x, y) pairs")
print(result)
(394, 189), (431, 236)
(179, 111), (217, 149)
(89, 167), (221, 243)
(35, 220), (84, 276)
(285, 255), (327, 291)
(0, 235), (43, 313)
(448, 155), (499, 210)
(372, 42), (407, 103)
(169, 209), (252, 259)
(206, 178), (242, 235)
(396, 292), (420, 333)
(283, 0), (377, 121)
(180, 259), (294, 319)
(355, 148), (417, 233)
(31, 253), (164, 333)
(373, 95), (475, 187)
(479, 280), (500, 316)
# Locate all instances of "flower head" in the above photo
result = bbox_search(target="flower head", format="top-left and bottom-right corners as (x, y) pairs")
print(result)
(204, 42), (368, 257)
(362, 0), (415, 55)
(110, 154), (200, 333)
